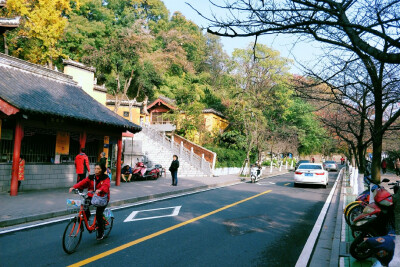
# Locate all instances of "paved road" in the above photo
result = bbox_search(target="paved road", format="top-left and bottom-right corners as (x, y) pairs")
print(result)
(0, 172), (338, 267)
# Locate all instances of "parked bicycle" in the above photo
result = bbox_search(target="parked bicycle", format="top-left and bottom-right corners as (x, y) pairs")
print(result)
(62, 189), (114, 254)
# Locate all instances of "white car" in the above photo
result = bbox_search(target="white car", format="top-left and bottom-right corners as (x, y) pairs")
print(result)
(294, 163), (329, 188)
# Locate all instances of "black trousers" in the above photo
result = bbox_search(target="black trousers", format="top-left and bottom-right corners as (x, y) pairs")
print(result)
(84, 199), (107, 234)
(171, 170), (178, 185)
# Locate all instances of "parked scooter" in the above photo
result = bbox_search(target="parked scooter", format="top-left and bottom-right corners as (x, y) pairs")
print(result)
(349, 179), (397, 261)
(344, 177), (390, 227)
(250, 165), (262, 183)
(132, 161), (161, 180)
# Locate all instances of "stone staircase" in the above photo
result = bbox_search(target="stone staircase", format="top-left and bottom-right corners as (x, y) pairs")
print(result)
(125, 127), (212, 177)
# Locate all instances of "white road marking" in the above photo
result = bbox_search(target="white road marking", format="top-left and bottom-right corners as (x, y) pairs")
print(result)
(0, 172), (288, 235)
(124, 206), (182, 222)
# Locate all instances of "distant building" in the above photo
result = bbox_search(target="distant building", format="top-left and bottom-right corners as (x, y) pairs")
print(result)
(105, 96), (147, 126)
(0, 0), (20, 54)
(146, 96), (229, 136)
(146, 96), (177, 132)
(0, 1), (20, 34)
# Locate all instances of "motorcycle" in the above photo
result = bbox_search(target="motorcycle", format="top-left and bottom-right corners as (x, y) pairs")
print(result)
(132, 161), (161, 180)
(349, 179), (397, 261)
(250, 165), (262, 183)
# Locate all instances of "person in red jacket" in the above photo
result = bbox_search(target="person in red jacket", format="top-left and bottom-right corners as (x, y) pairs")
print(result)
(69, 163), (110, 240)
(75, 148), (90, 183)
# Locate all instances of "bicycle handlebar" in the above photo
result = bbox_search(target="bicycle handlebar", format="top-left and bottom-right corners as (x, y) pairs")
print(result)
(72, 189), (95, 197)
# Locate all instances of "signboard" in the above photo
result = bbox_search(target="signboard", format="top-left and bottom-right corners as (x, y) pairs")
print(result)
(103, 136), (110, 161)
(55, 131), (70, 155)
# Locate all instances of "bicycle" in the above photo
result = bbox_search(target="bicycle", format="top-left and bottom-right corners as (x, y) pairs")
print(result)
(62, 189), (114, 254)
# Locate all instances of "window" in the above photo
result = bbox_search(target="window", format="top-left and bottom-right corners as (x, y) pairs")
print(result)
(298, 164), (322, 170)
(151, 112), (172, 124)
(123, 111), (129, 117)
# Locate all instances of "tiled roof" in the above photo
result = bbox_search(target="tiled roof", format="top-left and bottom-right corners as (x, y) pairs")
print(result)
(0, 17), (20, 27)
(106, 94), (143, 107)
(202, 108), (227, 119)
(158, 95), (176, 106)
(0, 53), (141, 133)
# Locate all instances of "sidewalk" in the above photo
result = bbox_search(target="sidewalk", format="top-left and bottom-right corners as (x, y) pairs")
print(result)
(0, 168), (288, 228)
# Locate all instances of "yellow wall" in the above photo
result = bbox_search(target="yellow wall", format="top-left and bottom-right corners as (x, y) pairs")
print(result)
(203, 113), (229, 133)
(106, 105), (141, 125)
(64, 65), (107, 106)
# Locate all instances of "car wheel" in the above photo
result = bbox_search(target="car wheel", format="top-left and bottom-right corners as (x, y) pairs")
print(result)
(322, 184), (327, 189)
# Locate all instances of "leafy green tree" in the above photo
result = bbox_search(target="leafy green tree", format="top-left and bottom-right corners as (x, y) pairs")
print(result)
(227, 43), (292, 174)
(5, 0), (79, 67)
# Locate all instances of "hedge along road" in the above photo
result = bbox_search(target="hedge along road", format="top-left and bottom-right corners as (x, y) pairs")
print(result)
(0, 172), (338, 267)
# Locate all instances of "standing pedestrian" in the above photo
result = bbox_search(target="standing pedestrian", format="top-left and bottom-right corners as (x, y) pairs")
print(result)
(381, 159), (387, 174)
(169, 155), (179, 186)
(341, 156), (345, 165)
(394, 158), (400, 176)
(99, 152), (107, 172)
(18, 155), (25, 191)
(311, 157), (315, 163)
(75, 148), (90, 183)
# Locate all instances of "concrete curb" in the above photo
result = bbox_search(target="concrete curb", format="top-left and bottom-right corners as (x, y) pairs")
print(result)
(0, 172), (289, 228)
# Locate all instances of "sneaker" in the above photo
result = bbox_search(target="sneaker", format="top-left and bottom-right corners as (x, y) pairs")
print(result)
(96, 232), (104, 240)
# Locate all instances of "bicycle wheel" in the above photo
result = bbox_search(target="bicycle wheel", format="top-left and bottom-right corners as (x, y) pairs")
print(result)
(62, 218), (83, 254)
(104, 217), (114, 238)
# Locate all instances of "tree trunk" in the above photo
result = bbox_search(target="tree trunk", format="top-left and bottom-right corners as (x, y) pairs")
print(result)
(357, 143), (366, 173)
(371, 83), (383, 184)
(371, 131), (383, 184)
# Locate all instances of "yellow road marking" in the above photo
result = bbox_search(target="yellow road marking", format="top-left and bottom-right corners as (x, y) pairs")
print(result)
(68, 189), (273, 267)
(284, 183), (290, 186)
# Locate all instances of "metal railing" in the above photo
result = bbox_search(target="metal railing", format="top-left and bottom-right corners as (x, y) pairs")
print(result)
(140, 125), (212, 175)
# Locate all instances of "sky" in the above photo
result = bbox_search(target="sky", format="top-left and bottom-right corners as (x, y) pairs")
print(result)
(162, 0), (323, 74)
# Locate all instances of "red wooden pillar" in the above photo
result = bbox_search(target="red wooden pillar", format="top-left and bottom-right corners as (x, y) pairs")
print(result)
(10, 120), (23, 196)
(79, 131), (86, 150)
(115, 136), (122, 186)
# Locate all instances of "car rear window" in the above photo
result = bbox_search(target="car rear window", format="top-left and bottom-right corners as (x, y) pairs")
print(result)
(298, 164), (322, 170)
(297, 160), (310, 164)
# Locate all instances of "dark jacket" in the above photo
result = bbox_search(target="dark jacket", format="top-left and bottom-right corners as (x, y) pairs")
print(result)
(75, 153), (90, 174)
(169, 159), (179, 172)
(73, 174), (110, 202)
(100, 157), (107, 169)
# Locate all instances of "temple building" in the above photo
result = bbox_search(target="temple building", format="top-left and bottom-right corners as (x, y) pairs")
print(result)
(0, 53), (141, 195)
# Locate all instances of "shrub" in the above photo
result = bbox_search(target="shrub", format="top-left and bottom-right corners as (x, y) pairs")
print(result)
(204, 145), (256, 168)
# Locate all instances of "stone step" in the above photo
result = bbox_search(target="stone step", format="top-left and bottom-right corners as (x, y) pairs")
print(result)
(127, 131), (211, 177)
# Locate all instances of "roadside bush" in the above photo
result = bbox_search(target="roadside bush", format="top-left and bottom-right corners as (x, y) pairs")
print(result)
(204, 145), (256, 168)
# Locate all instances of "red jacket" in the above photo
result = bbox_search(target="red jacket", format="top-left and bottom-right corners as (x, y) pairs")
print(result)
(73, 174), (110, 201)
(75, 153), (90, 174)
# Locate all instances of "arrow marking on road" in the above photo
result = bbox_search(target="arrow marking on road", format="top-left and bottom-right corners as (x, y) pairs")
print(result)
(68, 189), (272, 267)
(124, 206), (181, 222)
